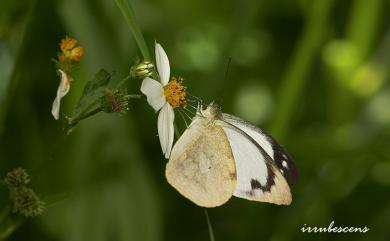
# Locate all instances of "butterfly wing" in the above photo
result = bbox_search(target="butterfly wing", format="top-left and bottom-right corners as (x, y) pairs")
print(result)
(166, 117), (237, 207)
(219, 122), (291, 205)
(222, 114), (298, 185)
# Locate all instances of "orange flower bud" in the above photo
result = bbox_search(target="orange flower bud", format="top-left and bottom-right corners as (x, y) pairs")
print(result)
(69, 46), (84, 62)
(60, 36), (78, 52)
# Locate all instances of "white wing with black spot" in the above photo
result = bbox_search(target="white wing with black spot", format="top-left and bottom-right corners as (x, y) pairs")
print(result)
(219, 119), (292, 205)
(222, 114), (298, 186)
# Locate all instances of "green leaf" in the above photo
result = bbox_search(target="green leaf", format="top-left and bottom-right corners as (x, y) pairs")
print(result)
(74, 69), (112, 116)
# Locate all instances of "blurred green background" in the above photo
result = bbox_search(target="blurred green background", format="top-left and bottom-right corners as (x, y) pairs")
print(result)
(1, 0), (390, 240)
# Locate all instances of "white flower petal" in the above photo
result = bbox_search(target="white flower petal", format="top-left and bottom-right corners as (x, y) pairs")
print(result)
(51, 70), (70, 120)
(158, 103), (175, 158)
(155, 43), (170, 86)
(140, 77), (166, 111)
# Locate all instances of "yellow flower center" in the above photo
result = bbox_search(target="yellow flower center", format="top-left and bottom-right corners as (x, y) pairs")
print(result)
(163, 77), (187, 108)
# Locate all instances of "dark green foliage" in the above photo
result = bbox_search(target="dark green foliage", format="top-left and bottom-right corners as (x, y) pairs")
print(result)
(74, 69), (112, 115)
(0, 0), (390, 240)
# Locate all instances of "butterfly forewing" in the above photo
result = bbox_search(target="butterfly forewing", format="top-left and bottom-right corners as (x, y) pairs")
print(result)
(166, 117), (237, 207)
(222, 114), (298, 185)
(221, 122), (292, 205)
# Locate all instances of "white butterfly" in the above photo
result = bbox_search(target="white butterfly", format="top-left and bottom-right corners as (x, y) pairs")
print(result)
(166, 102), (298, 207)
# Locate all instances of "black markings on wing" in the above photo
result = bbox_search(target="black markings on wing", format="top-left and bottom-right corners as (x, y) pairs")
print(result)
(247, 178), (271, 197)
(221, 121), (276, 193)
(250, 179), (262, 189)
(268, 136), (299, 185)
(222, 113), (299, 185)
(250, 178), (274, 192)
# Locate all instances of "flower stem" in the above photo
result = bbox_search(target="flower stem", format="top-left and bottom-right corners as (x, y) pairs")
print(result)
(204, 208), (216, 241)
(127, 94), (143, 99)
(117, 75), (132, 89)
(0, 206), (22, 241)
(0, 206), (10, 224)
(66, 106), (103, 133)
(0, 222), (22, 241)
(115, 0), (151, 61)
(66, 94), (142, 132)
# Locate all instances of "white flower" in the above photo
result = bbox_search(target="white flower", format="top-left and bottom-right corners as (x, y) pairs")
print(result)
(51, 69), (70, 120)
(141, 43), (184, 159)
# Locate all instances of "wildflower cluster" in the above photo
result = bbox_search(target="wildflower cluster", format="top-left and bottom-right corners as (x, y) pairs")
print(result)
(50, 37), (190, 159)
(2, 168), (46, 217)
(51, 36), (85, 120)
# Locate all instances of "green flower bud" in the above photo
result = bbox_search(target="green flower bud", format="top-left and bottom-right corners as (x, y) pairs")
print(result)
(102, 89), (130, 114)
(130, 60), (154, 79)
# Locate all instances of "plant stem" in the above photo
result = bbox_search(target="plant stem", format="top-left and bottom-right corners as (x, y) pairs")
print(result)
(0, 0), (37, 134)
(0, 206), (10, 224)
(127, 94), (143, 99)
(0, 206), (22, 241)
(204, 208), (216, 241)
(270, 0), (335, 141)
(66, 93), (141, 132)
(346, 0), (383, 60)
(0, 220), (22, 241)
(66, 106), (103, 133)
(329, 0), (384, 125)
(115, 0), (151, 61)
(117, 75), (132, 88)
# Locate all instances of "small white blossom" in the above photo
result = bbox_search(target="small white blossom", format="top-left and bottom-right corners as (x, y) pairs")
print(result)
(141, 43), (175, 158)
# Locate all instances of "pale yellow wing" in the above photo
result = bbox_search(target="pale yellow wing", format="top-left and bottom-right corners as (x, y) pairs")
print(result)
(166, 118), (237, 207)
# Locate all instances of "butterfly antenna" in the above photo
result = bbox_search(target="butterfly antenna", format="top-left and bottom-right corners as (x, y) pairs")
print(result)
(187, 92), (204, 110)
(185, 102), (198, 112)
(197, 99), (205, 113)
(223, 57), (232, 83)
(177, 109), (189, 127)
(183, 107), (196, 120)
(182, 106), (196, 117)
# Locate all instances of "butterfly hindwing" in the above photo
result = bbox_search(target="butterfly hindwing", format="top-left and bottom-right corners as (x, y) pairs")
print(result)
(222, 114), (298, 185)
(166, 116), (237, 207)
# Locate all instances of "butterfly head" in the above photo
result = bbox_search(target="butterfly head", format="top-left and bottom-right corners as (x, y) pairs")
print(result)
(199, 102), (222, 121)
